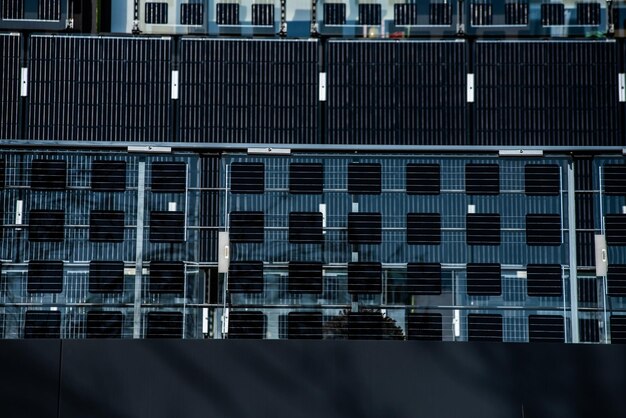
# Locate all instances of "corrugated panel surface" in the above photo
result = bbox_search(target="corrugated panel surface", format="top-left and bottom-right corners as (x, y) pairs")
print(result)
(326, 40), (467, 146)
(0, 33), (20, 140)
(27, 35), (172, 142)
(575, 157), (596, 268)
(178, 38), (318, 144)
(199, 155), (220, 262)
(221, 154), (572, 328)
(474, 40), (621, 146)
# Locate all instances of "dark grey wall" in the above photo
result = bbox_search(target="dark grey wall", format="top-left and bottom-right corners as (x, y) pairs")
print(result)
(1, 340), (625, 418)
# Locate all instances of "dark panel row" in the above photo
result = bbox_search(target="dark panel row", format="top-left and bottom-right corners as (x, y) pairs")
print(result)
(474, 41), (622, 146)
(1, 36), (624, 147)
(27, 35), (172, 142)
(225, 261), (584, 296)
(229, 211), (569, 246)
(226, 310), (626, 342)
(5, 260), (187, 295)
(229, 161), (564, 195)
(21, 310), (183, 338)
(326, 40), (467, 145)
(178, 38), (318, 144)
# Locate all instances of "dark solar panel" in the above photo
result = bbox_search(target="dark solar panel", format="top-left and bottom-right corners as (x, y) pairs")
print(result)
(151, 162), (187, 193)
(406, 164), (440, 195)
(527, 264), (563, 297)
(348, 212), (382, 244)
(28, 260), (63, 294)
(229, 311), (265, 339)
(288, 262), (323, 294)
(289, 163), (323, 194)
(528, 315), (565, 343)
(407, 313), (443, 341)
(89, 261), (124, 294)
(466, 263), (501, 296)
(348, 262), (382, 294)
(230, 211), (264, 243)
(348, 163), (381, 195)
(407, 213), (441, 245)
(92, 160), (126, 191)
(465, 164), (499, 195)
(89, 211), (125, 242)
(229, 261), (264, 293)
(149, 261), (185, 294)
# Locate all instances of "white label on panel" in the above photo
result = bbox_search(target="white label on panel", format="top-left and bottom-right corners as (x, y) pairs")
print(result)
(218, 232), (230, 273)
(468, 204), (476, 214)
(168, 202), (177, 212)
(202, 308), (209, 334)
(516, 270), (527, 279)
(595, 234), (608, 277)
(222, 308), (230, 335)
(619, 73), (625, 102)
(20, 68), (28, 97)
(171, 70), (179, 100)
(466, 73), (474, 103)
(453, 310), (461, 337)
(15, 200), (23, 226)
(319, 72), (327, 101)
(319, 204), (327, 234)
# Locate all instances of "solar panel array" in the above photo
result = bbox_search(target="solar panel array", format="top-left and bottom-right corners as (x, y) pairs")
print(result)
(1, 34), (625, 147)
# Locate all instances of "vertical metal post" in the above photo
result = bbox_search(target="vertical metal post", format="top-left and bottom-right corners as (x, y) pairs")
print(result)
(567, 162), (580, 343)
(133, 161), (146, 338)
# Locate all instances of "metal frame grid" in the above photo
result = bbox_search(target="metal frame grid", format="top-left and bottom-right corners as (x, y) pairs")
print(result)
(218, 153), (576, 342)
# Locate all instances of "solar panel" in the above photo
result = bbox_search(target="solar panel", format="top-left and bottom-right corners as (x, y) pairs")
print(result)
(605, 215), (626, 245)
(289, 163), (323, 194)
(466, 263), (501, 296)
(89, 211), (125, 242)
(347, 312), (384, 340)
(29, 210), (65, 242)
(608, 265), (626, 297)
(348, 212), (382, 244)
(406, 263), (442, 294)
(231, 163), (264, 194)
(24, 311), (61, 339)
(406, 164), (440, 195)
(288, 262), (323, 294)
(146, 312), (183, 338)
(228, 311), (265, 339)
(525, 164), (560, 196)
(289, 212), (323, 244)
(465, 164), (499, 195)
(149, 261), (185, 294)
(86, 311), (123, 339)
(31, 159), (66, 190)
(527, 264), (563, 297)
(150, 211), (185, 243)
(467, 314), (503, 342)
(92, 160), (126, 192)
(348, 163), (381, 195)
(407, 213), (441, 245)
(228, 261), (264, 293)
(89, 261), (124, 294)
(610, 316), (626, 344)
(28, 261), (63, 294)
(287, 312), (323, 339)
(528, 315), (565, 343)
(347, 262), (382, 294)
(151, 162), (187, 193)
(526, 214), (561, 246)
(230, 211), (264, 243)
(406, 313), (443, 341)
(466, 214), (500, 245)
(604, 165), (626, 195)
